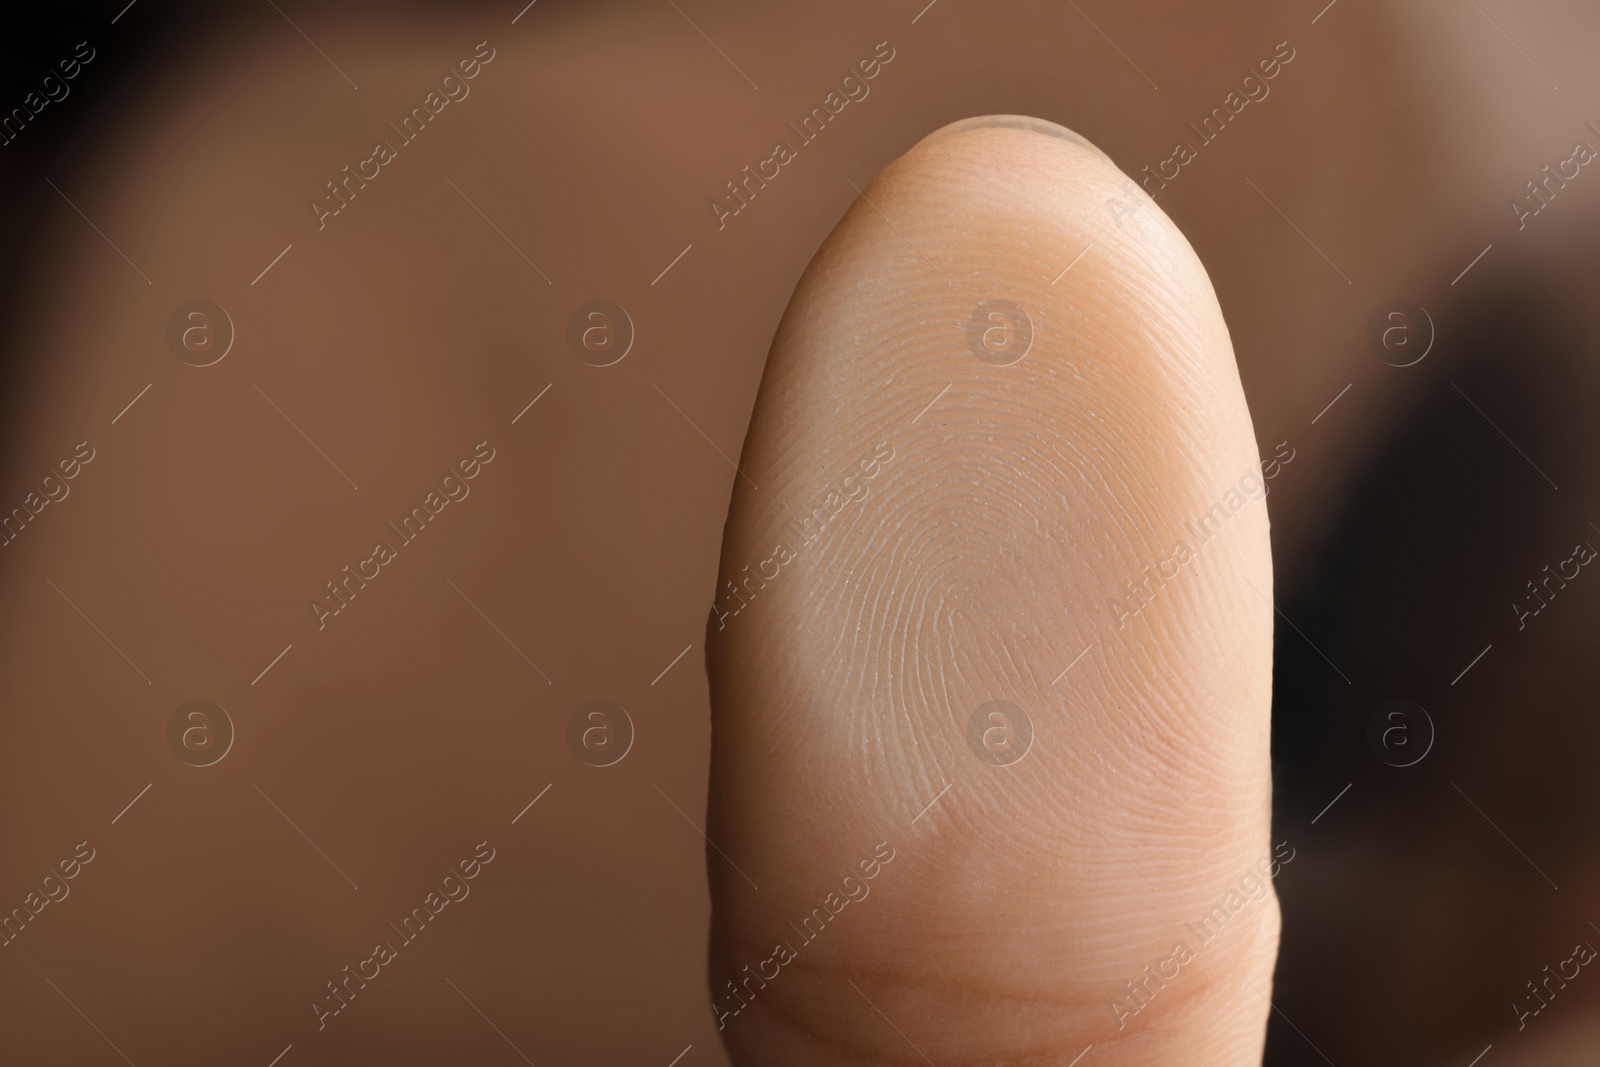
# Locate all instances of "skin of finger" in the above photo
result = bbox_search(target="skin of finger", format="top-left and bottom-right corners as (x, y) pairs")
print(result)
(706, 120), (1279, 1064)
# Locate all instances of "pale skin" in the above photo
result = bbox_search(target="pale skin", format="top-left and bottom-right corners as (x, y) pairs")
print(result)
(2, 3), (1599, 1064)
(707, 117), (1280, 1064)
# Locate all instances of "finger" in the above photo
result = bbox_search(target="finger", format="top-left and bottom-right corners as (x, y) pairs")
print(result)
(706, 115), (1280, 1065)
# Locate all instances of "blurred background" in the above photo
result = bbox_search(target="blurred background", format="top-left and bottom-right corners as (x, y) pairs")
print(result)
(3, 0), (1599, 1063)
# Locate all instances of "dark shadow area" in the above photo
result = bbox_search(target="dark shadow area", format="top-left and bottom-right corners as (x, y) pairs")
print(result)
(1267, 263), (1596, 1064)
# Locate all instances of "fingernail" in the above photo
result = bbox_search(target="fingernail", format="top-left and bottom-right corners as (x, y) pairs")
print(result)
(926, 114), (1111, 160)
